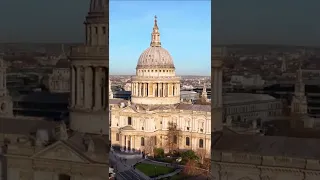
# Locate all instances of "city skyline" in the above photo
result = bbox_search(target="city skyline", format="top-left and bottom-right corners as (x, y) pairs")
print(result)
(109, 1), (211, 76)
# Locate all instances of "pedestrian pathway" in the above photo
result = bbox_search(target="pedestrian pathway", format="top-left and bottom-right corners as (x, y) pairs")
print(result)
(111, 150), (200, 180)
(118, 169), (148, 180)
(110, 150), (150, 180)
(152, 169), (182, 180)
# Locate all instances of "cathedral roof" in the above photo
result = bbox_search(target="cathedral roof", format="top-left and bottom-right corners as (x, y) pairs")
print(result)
(176, 104), (211, 112)
(55, 59), (70, 69)
(137, 47), (174, 69)
(136, 16), (175, 69)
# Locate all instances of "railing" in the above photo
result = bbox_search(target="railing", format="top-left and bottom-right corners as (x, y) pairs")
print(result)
(132, 76), (180, 81)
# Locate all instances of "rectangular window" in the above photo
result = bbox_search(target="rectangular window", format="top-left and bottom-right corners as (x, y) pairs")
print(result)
(128, 117), (132, 125)
(102, 27), (106, 34)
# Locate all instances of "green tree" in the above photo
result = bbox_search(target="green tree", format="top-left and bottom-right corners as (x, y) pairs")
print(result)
(153, 148), (165, 158)
(181, 150), (199, 162)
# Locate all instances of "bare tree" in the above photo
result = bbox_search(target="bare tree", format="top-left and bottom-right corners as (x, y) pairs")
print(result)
(183, 159), (198, 176)
(165, 121), (181, 154)
(144, 136), (156, 156)
(196, 148), (207, 164)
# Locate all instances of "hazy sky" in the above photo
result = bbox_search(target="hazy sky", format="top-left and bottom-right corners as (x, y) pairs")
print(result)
(0, 0), (88, 43)
(109, 1), (211, 76)
(213, 0), (320, 46)
(0, 0), (320, 70)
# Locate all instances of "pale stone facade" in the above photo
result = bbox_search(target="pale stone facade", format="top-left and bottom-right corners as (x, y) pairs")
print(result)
(0, 1), (109, 180)
(110, 100), (211, 156)
(110, 17), (211, 157)
(69, 0), (109, 135)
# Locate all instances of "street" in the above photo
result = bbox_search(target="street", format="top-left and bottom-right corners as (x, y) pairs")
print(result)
(109, 151), (149, 180)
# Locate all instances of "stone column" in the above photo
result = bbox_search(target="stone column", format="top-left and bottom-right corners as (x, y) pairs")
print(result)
(76, 66), (81, 106)
(71, 66), (76, 107)
(130, 136), (134, 152)
(166, 83), (169, 97)
(84, 67), (90, 109)
(173, 83), (175, 96)
(121, 135), (125, 151)
(143, 83), (146, 97)
(132, 82), (135, 96)
(94, 67), (101, 110)
(177, 83), (179, 96)
(104, 67), (108, 109)
(133, 135), (136, 152)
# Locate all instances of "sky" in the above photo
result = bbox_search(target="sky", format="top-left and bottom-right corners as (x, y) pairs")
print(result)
(0, 0), (320, 73)
(212, 0), (320, 46)
(109, 1), (211, 76)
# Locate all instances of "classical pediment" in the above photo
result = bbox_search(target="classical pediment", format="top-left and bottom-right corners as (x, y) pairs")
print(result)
(119, 106), (136, 113)
(31, 141), (90, 163)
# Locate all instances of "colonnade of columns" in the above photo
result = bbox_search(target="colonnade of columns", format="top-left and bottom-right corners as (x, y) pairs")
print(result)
(120, 135), (137, 152)
(131, 82), (180, 97)
(71, 65), (108, 110)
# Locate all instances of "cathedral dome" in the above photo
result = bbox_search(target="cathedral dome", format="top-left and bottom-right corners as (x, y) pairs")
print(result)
(137, 46), (174, 69)
(136, 16), (175, 69)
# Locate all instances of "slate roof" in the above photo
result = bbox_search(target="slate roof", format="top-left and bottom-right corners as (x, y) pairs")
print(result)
(176, 104), (210, 112)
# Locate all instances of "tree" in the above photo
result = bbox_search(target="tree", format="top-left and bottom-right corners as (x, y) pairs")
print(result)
(144, 136), (156, 156)
(181, 150), (199, 163)
(196, 148), (207, 164)
(153, 148), (165, 158)
(183, 159), (198, 176)
(165, 122), (181, 155)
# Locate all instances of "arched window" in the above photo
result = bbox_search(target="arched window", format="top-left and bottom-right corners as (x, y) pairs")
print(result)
(186, 137), (190, 146)
(59, 174), (70, 180)
(116, 133), (119, 141)
(199, 139), (204, 148)
(173, 135), (177, 144)
(141, 137), (145, 146)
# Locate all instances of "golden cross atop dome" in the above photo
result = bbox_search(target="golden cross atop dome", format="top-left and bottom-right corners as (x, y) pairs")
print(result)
(154, 15), (158, 24)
